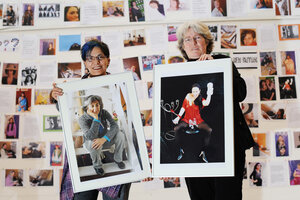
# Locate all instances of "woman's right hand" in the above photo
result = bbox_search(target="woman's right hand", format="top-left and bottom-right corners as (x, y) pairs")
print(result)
(51, 82), (64, 101)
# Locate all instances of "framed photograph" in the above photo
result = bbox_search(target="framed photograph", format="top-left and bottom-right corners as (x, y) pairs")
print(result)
(278, 24), (300, 41)
(43, 115), (62, 132)
(57, 72), (150, 192)
(153, 58), (234, 177)
(29, 169), (54, 186)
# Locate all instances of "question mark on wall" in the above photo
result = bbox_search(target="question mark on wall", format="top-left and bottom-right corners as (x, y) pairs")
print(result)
(11, 38), (19, 52)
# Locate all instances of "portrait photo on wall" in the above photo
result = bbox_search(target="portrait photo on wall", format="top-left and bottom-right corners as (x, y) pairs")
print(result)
(280, 51), (296, 75)
(275, 131), (289, 157)
(260, 51), (277, 76)
(58, 62), (82, 79)
(22, 3), (34, 26)
(57, 72), (150, 192)
(123, 29), (146, 47)
(129, 0), (145, 22)
(146, 0), (166, 21)
(240, 29), (257, 46)
(20, 64), (37, 86)
(211, 0), (227, 17)
(59, 34), (81, 52)
(220, 25), (237, 49)
(34, 89), (53, 105)
(16, 88), (32, 112)
(141, 54), (165, 71)
(252, 133), (270, 157)
(153, 58), (234, 177)
(278, 76), (297, 99)
(3, 4), (19, 27)
(259, 76), (276, 101)
(5, 169), (23, 187)
(0, 4), (3, 19)
(1, 63), (18, 85)
(140, 109), (152, 126)
(43, 115), (62, 132)
(0, 141), (17, 158)
(167, 25), (178, 42)
(22, 141), (46, 159)
(261, 103), (286, 120)
(38, 4), (60, 18)
(275, 0), (291, 16)
(4, 115), (19, 139)
(249, 0), (273, 9)
(289, 160), (300, 185)
(248, 161), (266, 187)
(50, 141), (63, 166)
(103, 0), (124, 17)
(165, 0), (189, 11)
(293, 131), (300, 148)
(29, 169), (54, 186)
(208, 25), (218, 41)
(64, 6), (80, 22)
(241, 103), (259, 128)
(123, 57), (142, 81)
(39, 38), (56, 56)
(278, 24), (300, 40)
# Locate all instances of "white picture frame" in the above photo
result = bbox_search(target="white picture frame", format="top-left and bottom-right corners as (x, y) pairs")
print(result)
(58, 72), (151, 192)
(153, 58), (234, 177)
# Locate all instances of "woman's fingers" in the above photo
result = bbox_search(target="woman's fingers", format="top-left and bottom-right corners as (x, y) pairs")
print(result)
(198, 54), (214, 61)
(51, 82), (64, 101)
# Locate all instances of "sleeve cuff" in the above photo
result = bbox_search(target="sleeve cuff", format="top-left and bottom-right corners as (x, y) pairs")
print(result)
(103, 135), (111, 142)
(93, 118), (100, 123)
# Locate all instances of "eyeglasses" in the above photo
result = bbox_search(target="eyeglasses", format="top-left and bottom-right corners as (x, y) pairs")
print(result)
(86, 55), (106, 62)
(183, 36), (204, 44)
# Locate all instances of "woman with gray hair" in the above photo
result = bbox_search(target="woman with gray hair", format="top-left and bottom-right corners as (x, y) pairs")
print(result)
(79, 95), (126, 176)
(175, 20), (254, 200)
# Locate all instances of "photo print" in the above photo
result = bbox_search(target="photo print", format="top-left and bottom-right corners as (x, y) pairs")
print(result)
(249, 0), (273, 9)
(129, 0), (145, 22)
(0, 141), (17, 158)
(166, 0), (189, 11)
(208, 25), (218, 41)
(211, 0), (227, 17)
(59, 35), (81, 51)
(147, 81), (153, 98)
(2, 63), (18, 85)
(34, 89), (53, 105)
(58, 62), (82, 79)
(21, 3), (34, 26)
(0, 4), (3, 19)
(123, 57), (141, 81)
(289, 160), (300, 185)
(4, 115), (19, 139)
(248, 161), (267, 187)
(22, 141), (46, 159)
(140, 109), (152, 126)
(275, 131), (289, 157)
(240, 103), (259, 128)
(153, 59), (234, 177)
(141, 54), (165, 71)
(50, 141), (63, 166)
(43, 115), (62, 132)
(103, 0), (125, 17)
(146, 0), (166, 21)
(167, 25), (178, 42)
(280, 51), (296, 75)
(16, 88), (32, 112)
(57, 73), (150, 192)
(3, 4), (19, 26)
(278, 24), (300, 40)
(29, 169), (54, 186)
(278, 76), (297, 99)
(221, 25), (237, 49)
(259, 76), (276, 101)
(20, 64), (37, 86)
(5, 169), (23, 187)
(64, 6), (80, 22)
(38, 4), (60, 18)
(275, 0), (291, 16)
(260, 51), (277, 75)
(240, 28), (257, 46)
(293, 131), (300, 148)
(163, 177), (181, 188)
(123, 29), (146, 47)
(167, 55), (185, 64)
(84, 35), (101, 43)
(261, 103), (286, 120)
(232, 52), (258, 69)
(146, 139), (152, 159)
(39, 38), (56, 56)
(297, 0), (300, 8)
(252, 133), (270, 157)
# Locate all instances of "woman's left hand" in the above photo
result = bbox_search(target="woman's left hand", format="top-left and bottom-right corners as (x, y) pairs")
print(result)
(92, 138), (107, 149)
(198, 54), (213, 61)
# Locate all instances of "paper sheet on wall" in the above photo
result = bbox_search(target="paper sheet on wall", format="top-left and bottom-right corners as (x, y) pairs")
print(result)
(107, 57), (123, 74)
(258, 24), (277, 50)
(0, 88), (14, 113)
(148, 26), (168, 52)
(22, 35), (38, 58)
(81, 1), (101, 24)
(269, 161), (289, 187)
(243, 75), (258, 102)
(232, 52), (258, 69)
(102, 31), (123, 57)
(22, 115), (40, 139)
(38, 61), (56, 86)
(287, 102), (300, 128)
(228, 0), (246, 17)
(192, 0), (210, 18)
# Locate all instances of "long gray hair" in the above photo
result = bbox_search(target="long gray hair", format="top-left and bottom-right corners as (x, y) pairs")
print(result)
(82, 95), (103, 112)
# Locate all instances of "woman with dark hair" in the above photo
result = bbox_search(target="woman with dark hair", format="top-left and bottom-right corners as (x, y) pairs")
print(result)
(5, 117), (17, 139)
(24, 75), (34, 86)
(173, 83), (213, 162)
(241, 29), (257, 46)
(64, 6), (80, 21)
(18, 92), (28, 112)
(250, 162), (262, 186)
(2, 64), (18, 85)
(130, 1), (144, 22)
(51, 40), (131, 200)
(255, 0), (267, 8)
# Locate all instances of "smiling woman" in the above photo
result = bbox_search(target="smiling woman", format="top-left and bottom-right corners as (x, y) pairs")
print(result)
(64, 6), (80, 21)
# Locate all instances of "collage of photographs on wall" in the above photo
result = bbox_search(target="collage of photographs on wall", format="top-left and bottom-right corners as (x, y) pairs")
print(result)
(0, 0), (300, 196)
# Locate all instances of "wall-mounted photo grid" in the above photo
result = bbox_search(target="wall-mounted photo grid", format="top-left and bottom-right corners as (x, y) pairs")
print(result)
(0, 0), (300, 199)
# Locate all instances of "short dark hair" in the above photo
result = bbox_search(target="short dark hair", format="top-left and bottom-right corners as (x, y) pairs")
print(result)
(241, 29), (256, 45)
(64, 6), (80, 21)
(81, 40), (110, 61)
